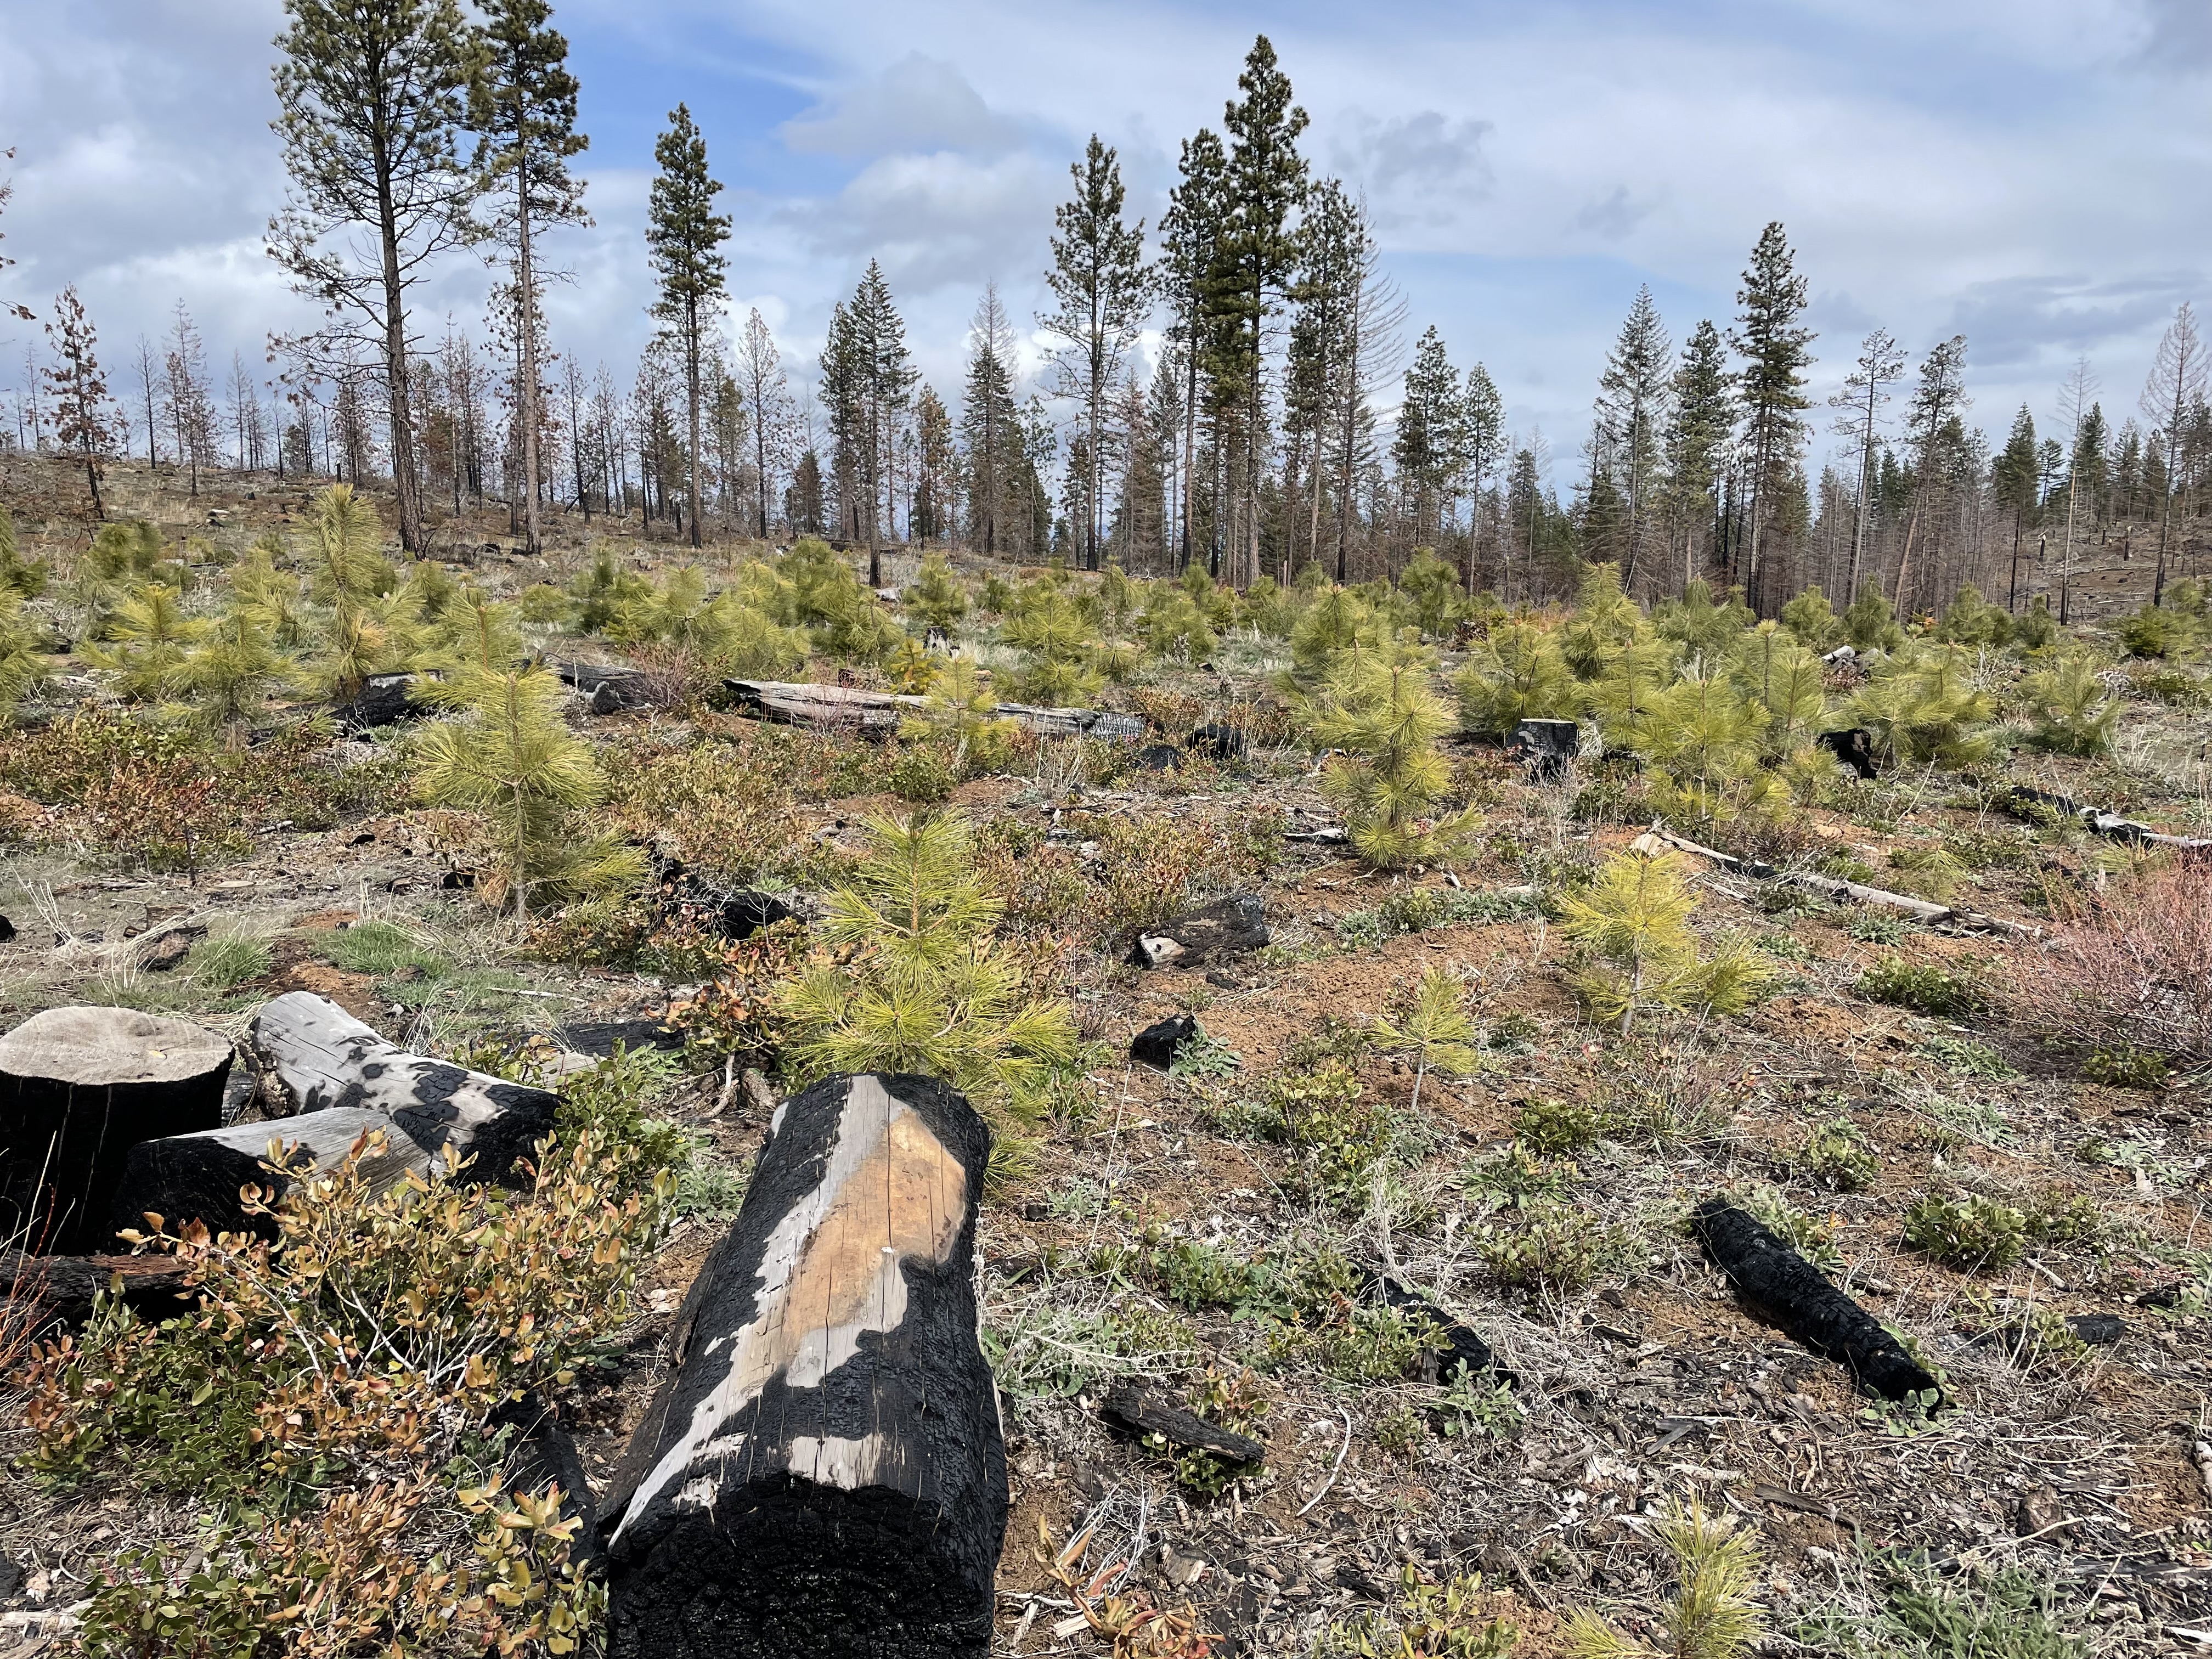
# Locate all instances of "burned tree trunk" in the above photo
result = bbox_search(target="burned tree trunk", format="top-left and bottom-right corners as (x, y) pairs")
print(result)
(1692, 1199), (1941, 1402)
(249, 992), (556, 1183)
(109, 1107), (429, 1241)
(601, 1073), (1005, 1659)
(0, 1008), (232, 1254)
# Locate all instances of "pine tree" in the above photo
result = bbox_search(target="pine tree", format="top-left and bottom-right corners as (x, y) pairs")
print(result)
(1043, 136), (1148, 572)
(1559, 849), (1769, 1034)
(2138, 302), (2204, 606)
(1563, 1497), (1762, 1659)
(1002, 585), (1101, 705)
(1161, 128), (1229, 573)
(1827, 327), (1905, 602)
(413, 664), (645, 915)
(1310, 642), (1477, 870)
(773, 811), (1076, 1121)
(1395, 326), (1459, 542)
(1894, 334), (1971, 616)
(1459, 364), (1505, 592)
(1593, 285), (1672, 592)
(177, 605), (289, 730)
(1371, 968), (1476, 1115)
(1991, 404), (2039, 612)
(961, 286), (1021, 558)
(1664, 321), (1734, 592)
(0, 586), (41, 726)
(0, 505), (44, 598)
(913, 383), (957, 548)
(646, 104), (731, 551)
(903, 551), (969, 630)
(43, 287), (116, 520)
(1846, 643), (1996, 769)
(2018, 652), (2118, 756)
(268, 0), (478, 552)
(1727, 224), (1815, 612)
(847, 261), (918, 582)
(1455, 621), (1578, 735)
(471, 0), (590, 557)
(85, 582), (207, 702)
(734, 308), (793, 537)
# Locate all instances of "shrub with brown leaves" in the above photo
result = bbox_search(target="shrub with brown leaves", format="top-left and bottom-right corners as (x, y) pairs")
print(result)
(2015, 856), (2212, 1066)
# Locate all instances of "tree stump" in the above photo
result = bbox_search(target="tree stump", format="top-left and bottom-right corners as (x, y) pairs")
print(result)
(249, 992), (556, 1183)
(601, 1073), (1005, 1659)
(1128, 894), (1269, 969)
(0, 1007), (232, 1254)
(1506, 718), (1581, 780)
(109, 1107), (430, 1241)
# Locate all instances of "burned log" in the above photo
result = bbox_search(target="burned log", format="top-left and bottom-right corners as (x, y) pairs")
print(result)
(1999, 785), (2212, 853)
(108, 1107), (428, 1240)
(1367, 1273), (1509, 1387)
(4, 1248), (192, 1328)
(331, 673), (425, 732)
(722, 679), (1144, 743)
(0, 1007), (232, 1254)
(1505, 718), (1580, 781)
(1692, 1199), (1940, 1403)
(249, 992), (556, 1183)
(1636, 826), (2035, 938)
(1817, 727), (1879, 781)
(601, 1073), (1004, 1659)
(555, 661), (654, 714)
(1130, 1014), (1201, 1071)
(1128, 894), (1269, 969)
(1188, 721), (1249, 763)
(1101, 1380), (1265, 1465)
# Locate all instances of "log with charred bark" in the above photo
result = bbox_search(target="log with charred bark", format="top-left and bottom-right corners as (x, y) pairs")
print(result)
(1692, 1199), (1940, 1402)
(249, 993), (556, 1183)
(0, 1007), (233, 1254)
(600, 1073), (1003, 1659)
(108, 1107), (430, 1241)
(1101, 1381), (1266, 1464)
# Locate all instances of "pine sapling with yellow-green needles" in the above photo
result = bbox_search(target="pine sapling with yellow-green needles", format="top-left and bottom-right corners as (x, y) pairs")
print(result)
(1559, 561), (1644, 678)
(1288, 585), (1376, 684)
(905, 656), (1018, 775)
(1558, 848), (1771, 1035)
(1455, 620), (1579, 736)
(176, 604), (289, 730)
(1729, 622), (1827, 759)
(0, 503), (47, 598)
(1002, 584), (1102, 705)
(304, 482), (395, 605)
(0, 586), (45, 725)
(1561, 1496), (1763, 1659)
(1845, 642), (1999, 770)
(2018, 651), (2119, 756)
(83, 580), (206, 702)
(1638, 667), (1776, 821)
(772, 811), (1076, 1121)
(1372, 967), (1479, 1116)
(902, 550), (969, 630)
(411, 664), (646, 917)
(1312, 645), (1481, 871)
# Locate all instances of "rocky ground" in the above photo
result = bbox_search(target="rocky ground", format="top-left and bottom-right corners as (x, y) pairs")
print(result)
(3, 453), (2211, 1657)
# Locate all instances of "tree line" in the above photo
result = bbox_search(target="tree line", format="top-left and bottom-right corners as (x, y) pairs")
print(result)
(2, 7), (2207, 617)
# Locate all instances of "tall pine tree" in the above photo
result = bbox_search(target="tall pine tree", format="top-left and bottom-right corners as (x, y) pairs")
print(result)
(1664, 319), (1733, 592)
(1727, 223), (1815, 612)
(646, 104), (730, 550)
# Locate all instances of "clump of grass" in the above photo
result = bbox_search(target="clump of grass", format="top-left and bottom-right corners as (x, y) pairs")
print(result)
(189, 929), (273, 991)
(323, 919), (449, 979)
(1858, 956), (1983, 1017)
(1903, 1193), (2026, 1271)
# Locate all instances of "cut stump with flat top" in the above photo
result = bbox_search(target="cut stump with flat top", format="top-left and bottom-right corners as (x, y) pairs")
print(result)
(601, 1072), (1005, 1659)
(0, 1007), (232, 1254)
(249, 992), (556, 1183)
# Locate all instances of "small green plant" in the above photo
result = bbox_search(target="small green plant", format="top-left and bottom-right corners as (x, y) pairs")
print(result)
(2017, 653), (2119, 756)
(187, 930), (274, 992)
(1512, 1097), (1605, 1156)
(1903, 1193), (2026, 1271)
(1149, 1239), (1255, 1309)
(1268, 1058), (1391, 1210)
(1311, 643), (1481, 870)
(323, 919), (449, 979)
(1434, 1361), (1523, 1441)
(1797, 1120), (1879, 1193)
(1843, 908), (1906, 945)
(885, 739), (957, 805)
(1372, 968), (1479, 1114)
(1729, 1183), (1843, 1271)
(1323, 1562), (1520, 1658)
(2081, 1042), (2170, 1089)
(1143, 1367), (1267, 1497)
(1857, 956), (1982, 1017)
(1336, 885), (1536, 949)
(1477, 1201), (1623, 1301)
(1558, 849), (1771, 1034)
(1920, 1036), (2016, 1079)
(2023, 1188), (2104, 1246)
(1798, 1559), (2086, 1659)
(1167, 1032), (1242, 1080)
(1373, 1404), (1426, 1459)
(1562, 1496), (1761, 1659)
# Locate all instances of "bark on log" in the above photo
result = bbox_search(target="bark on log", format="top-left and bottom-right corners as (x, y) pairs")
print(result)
(1635, 826), (2035, 938)
(1692, 1199), (1941, 1402)
(108, 1108), (430, 1240)
(555, 661), (654, 714)
(721, 679), (1144, 742)
(249, 993), (557, 1183)
(1128, 894), (1271, 969)
(331, 673), (425, 732)
(2000, 785), (2212, 853)
(3, 1249), (191, 1327)
(1101, 1380), (1265, 1464)
(601, 1073), (1004, 1659)
(0, 1007), (232, 1254)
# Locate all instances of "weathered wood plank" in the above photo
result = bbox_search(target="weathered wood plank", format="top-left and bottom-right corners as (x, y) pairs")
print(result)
(601, 1072), (1004, 1659)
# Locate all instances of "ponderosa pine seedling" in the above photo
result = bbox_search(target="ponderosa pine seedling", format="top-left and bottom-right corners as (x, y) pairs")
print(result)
(1558, 847), (1771, 1034)
(1562, 1496), (1763, 1659)
(903, 550), (969, 629)
(1311, 643), (1480, 870)
(1455, 620), (1578, 736)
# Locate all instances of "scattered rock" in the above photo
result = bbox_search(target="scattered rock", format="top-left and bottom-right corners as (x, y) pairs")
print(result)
(1130, 1013), (1201, 1070)
(1129, 894), (1269, 969)
(2067, 1313), (2125, 1345)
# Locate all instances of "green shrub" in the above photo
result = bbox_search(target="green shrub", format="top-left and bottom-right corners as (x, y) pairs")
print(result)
(885, 740), (957, 804)
(1149, 1240), (1255, 1309)
(1858, 956), (1983, 1017)
(1513, 1097), (1605, 1156)
(1267, 1058), (1391, 1210)
(1921, 1036), (2016, 1079)
(1729, 1182), (1843, 1271)
(1465, 1142), (1579, 1209)
(2081, 1042), (2170, 1089)
(1903, 1193), (2026, 1271)
(1798, 1119), (1879, 1192)
(1844, 909), (1908, 945)
(1336, 884), (1537, 949)
(1477, 1200), (1626, 1299)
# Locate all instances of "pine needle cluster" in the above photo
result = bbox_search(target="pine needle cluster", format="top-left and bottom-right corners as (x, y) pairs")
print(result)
(1455, 621), (1578, 736)
(1561, 1497), (1763, 1659)
(772, 811), (1076, 1120)
(1371, 967), (1479, 1114)
(1312, 644), (1480, 870)
(1558, 848), (1771, 1034)
(2017, 652), (2118, 755)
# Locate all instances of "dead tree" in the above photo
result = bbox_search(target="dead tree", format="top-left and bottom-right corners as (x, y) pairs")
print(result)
(601, 1073), (1005, 1659)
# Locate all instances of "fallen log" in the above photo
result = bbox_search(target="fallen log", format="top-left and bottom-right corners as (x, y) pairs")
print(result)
(3, 1248), (191, 1326)
(489, 1391), (602, 1567)
(1101, 1380), (1266, 1465)
(249, 992), (556, 1183)
(555, 660), (654, 714)
(1692, 1199), (1942, 1403)
(601, 1073), (1004, 1659)
(1366, 1273), (1510, 1387)
(1128, 893), (1271, 969)
(1817, 727), (1879, 780)
(1130, 1014), (1201, 1070)
(331, 673), (426, 732)
(1999, 785), (2212, 853)
(108, 1107), (428, 1240)
(0, 1007), (232, 1254)
(1635, 826), (2036, 938)
(722, 679), (1144, 742)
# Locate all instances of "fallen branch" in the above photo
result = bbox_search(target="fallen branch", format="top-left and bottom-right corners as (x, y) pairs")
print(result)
(2000, 785), (2212, 853)
(1634, 826), (2038, 938)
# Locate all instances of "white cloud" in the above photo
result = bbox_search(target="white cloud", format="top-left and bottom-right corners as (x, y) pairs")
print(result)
(779, 54), (1022, 159)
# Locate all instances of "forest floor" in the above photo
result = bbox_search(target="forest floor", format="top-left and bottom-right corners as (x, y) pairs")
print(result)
(3, 454), (2212, 1658)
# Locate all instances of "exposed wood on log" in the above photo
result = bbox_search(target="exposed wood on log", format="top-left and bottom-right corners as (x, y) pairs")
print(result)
(1635, 826), (2037, 938)
(0, 1007), (232, 1254)
(109, 1108), (430, 1240)
(1128, 894), (1271, 969)
(601, 1073), (1004, 1659)
(249, 992), (556, 1183)
(722, 679), (1144, 742)
(1101, 1381), (1266, 1465)
(1692, 1199), (1942, 1402)
(2000, 785), (2212, 852)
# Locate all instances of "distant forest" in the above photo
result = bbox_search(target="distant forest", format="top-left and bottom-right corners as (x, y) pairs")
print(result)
(4, 10), (2207, 618)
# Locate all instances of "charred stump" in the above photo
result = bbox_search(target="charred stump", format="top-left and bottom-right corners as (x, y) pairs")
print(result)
(0, 1007), (232, 1254)
(1817, 728), (1878, 780)
(1128, 894), (1269, 969)
(1692, 1199), (1940, 1402)
(1505, 718), (1580, 780)
(601, 1073), (1004, 1659)
(249, 992), (556, 1183)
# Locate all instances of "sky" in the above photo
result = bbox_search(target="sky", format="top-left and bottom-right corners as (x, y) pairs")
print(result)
(1, 0), (2206, 485)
